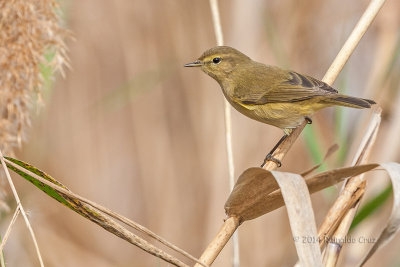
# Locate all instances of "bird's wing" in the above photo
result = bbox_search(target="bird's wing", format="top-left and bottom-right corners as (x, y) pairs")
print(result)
(232, 65), (338, 105)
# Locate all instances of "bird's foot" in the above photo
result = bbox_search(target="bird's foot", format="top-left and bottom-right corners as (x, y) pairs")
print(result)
(260, 153), (282, 168)
(305, 116), (313, 124)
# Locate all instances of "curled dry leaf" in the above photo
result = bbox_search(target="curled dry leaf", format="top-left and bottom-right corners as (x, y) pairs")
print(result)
(270, 171), (322, 267)
(223, 164), (378, 267)
(225, 164), (378, 222)
(224, 168), (278, 222)
(358, 162), (400, 266)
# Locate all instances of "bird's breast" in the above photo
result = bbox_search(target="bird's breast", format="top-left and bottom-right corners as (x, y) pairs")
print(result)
(224, 95), (324, 130)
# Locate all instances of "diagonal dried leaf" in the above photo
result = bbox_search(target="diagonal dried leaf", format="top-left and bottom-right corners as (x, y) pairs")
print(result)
(224, 168), (278, 221)
(224, 164), (378, 222)
(3, 157), (193, 267)
(270, 171), (322, 267)
(263, 165), (377, 218)
(306, 164), (379, 194)
(301, 144), (339, 177)
(358, 162), (400, 266)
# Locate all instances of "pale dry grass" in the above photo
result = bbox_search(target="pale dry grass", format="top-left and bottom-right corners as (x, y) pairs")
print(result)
(0, 1), (68, 265)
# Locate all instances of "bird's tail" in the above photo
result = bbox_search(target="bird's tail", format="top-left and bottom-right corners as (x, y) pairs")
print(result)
(322, 94), (376, 109)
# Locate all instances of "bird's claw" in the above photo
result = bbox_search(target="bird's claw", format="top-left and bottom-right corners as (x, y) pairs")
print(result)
(261, 153), (282, 168)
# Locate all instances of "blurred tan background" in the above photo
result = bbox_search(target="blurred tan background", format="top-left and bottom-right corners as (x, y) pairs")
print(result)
(3, 0), (400, 266)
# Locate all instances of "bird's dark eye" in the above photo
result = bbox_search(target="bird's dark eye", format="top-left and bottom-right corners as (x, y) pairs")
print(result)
(212, 57), (221, 64)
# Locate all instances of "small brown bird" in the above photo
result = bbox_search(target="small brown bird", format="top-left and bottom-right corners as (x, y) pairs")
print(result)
(184, 46), (375, 167)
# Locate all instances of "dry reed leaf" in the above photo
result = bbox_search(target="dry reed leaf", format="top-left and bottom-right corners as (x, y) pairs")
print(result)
(305, 164), (378, 194)
(301, 144), (339, 177)
(318, 107), (381, 256)
(270, 171), (322, 267)
(3, 156), (195, 267)
(224, 164), (378, 222)
(358, 162), (400, 266)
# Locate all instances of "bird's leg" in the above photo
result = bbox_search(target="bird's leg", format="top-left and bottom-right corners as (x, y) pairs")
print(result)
(305, 116), (312, 124)
(260, 134), (288, 168)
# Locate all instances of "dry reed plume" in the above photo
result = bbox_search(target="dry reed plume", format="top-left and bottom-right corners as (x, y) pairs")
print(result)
(0, 0), (68, 155)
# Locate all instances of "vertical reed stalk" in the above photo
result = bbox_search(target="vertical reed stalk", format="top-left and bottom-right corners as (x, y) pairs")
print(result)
(209, 0), (240, 266)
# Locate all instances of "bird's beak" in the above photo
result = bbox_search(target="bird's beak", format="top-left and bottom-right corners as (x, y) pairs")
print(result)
(184, 60), (202, 67)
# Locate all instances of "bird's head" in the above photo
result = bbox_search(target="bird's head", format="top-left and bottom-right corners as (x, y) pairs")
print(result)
(184, 46), (251, 83)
